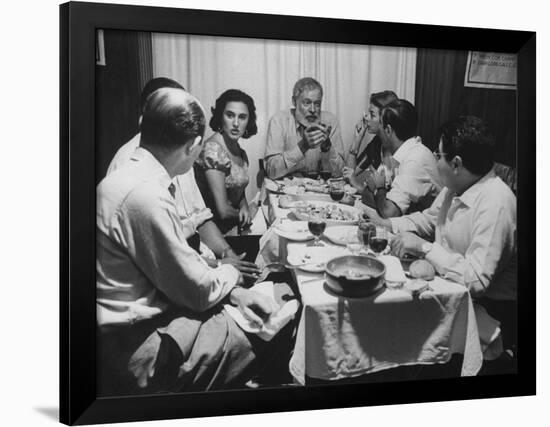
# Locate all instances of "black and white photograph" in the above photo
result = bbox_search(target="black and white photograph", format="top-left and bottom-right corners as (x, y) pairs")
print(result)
(96, 28), (520, 397)
(3, 0), (548, 426)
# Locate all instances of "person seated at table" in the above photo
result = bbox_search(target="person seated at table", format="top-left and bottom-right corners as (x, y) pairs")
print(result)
(264, 77), (345, 179)
(194, 89), (259, 235)
(343, 90), (398, 192)
(107, 77), (261, 281)
(361, 98), (442, 217)
(97, 87), (295, 395)
(364, 115), (517, 352)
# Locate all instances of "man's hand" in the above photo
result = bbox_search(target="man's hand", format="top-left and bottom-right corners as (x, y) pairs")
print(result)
(304, 123), (329, 149)
(220, 253), (261, 281)
(342, 167), (354, 182)
(238, 205), (251, 227)
(228, 287), (279, 327)
(390, 232), (427, 258)
(364, 167), (386, 193)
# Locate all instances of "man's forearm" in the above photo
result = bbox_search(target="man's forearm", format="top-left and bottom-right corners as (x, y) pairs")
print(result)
(197, 219), (235, 258)
(374, 188), (402, 219)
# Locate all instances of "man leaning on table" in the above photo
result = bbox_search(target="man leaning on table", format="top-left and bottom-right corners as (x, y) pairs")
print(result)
(264, 77), (345, 179)
(97, 87), (293, 395)
(364, 115), (517, 354)
(107, 77), (261, 281)
(361, 99), (442, 217)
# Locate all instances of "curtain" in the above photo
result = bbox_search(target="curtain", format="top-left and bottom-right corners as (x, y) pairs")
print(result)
(152, 33), (416, 200)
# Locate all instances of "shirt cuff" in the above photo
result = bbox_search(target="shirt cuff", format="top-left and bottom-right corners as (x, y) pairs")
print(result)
(424, 242), (452, 275)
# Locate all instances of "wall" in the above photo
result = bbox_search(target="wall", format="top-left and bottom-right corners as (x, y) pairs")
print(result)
(95, 30), (152, 182)
(415, 48), (517, 167)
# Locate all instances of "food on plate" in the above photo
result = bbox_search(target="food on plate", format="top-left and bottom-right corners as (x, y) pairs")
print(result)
(409, 259), (436, 281)
(293, 202), (358, 222)
(279, 195), (307, 209)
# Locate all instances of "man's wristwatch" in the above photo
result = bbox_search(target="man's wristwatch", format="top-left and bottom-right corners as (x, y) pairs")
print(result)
(421, 242), (433, 257)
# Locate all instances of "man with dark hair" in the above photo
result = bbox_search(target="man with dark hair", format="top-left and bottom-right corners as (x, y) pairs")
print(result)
(361, 98), (441, 217)
(107, 77), (261, 281)
(365, 115), (517, 354)
(97, 88), (294, 394)
(264, 77), (345, 179)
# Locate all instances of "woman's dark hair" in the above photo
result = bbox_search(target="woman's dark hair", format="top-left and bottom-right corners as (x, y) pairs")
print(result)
(381, 99), (418, 141)
(439, 116), (495, 176)
(370, 90), (398, 112)
(140, 77), (184, 112)
(141, 88), (205, 149)
(209, 89), (258, 139)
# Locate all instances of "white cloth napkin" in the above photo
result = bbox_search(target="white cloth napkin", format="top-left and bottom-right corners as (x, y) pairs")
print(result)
(473, 303), (503, 360)
(224, 281), (299, 342)
(378, 255), (407, 283)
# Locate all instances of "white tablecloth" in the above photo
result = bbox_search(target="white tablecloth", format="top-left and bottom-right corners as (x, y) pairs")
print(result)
(257, 190), (485, 385)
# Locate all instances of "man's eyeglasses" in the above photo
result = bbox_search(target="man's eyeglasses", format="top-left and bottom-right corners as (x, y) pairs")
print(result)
(433, 151), (447, 160)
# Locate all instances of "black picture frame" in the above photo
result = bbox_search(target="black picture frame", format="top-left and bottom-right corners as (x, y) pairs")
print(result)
(60, 1), (536, 425)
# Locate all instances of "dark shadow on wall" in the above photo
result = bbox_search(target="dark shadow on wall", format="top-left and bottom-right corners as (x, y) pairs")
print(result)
(415, 48), (517, 168)
(95, 30), (153, 183)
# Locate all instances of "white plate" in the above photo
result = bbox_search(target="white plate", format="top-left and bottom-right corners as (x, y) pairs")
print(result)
(324, 225), (358, 246)
(283, 185), (306, 196)
(287, 245), (348, 272)
(290, 200), (360, 225)
(273, 220), (314, 241)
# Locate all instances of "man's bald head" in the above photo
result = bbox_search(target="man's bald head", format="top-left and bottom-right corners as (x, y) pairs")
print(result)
(140, 87), (206, 150)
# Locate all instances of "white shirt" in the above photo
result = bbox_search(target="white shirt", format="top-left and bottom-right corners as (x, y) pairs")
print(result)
(96, 148), (239, 328)
(390, 169), (516, 301)
(386, 137), (442, 214)
(107, 133), (213, 237)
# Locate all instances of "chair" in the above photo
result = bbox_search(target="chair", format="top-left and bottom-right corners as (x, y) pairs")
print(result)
(493, 162), (517, 193)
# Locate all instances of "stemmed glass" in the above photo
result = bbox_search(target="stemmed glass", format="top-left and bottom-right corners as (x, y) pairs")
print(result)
(369, 226), (389, 256)
(307, 219), (326, 246)
(329, 178), (345, 202)
(357, 220), (375, 254)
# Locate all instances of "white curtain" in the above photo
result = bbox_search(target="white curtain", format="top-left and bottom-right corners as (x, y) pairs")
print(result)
(152, 33), (416, 200)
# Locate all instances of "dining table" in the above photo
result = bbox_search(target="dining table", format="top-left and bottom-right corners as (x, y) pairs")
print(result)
(254, 181), (496, 385)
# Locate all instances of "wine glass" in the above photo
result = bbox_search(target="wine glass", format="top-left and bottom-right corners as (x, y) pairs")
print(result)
(329, 178), (345, 202)
(357, 220), (375, 253)
(345, 229), (362, 255)
(307, 219), (326, 246)
(369, 226), (389, 256)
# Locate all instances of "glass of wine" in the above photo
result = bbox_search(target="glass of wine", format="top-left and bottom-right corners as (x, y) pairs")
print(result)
(307, 219), (326, 246)
(329, 178), (345, 202)
(320, 170), (332, 181)
(369, 226), (389, 256)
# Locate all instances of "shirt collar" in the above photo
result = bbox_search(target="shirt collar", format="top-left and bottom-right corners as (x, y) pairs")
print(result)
(392, 136), (421, 164)
(455, 168), (497, 207)
(130, 147), (173, 189)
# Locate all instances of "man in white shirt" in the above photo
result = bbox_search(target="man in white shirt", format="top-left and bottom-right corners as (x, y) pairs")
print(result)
(108, 77), (261, 280)
(264, 77), (345, 179)
(97, 88), (292, 395)
(364, 116), (517, 352)
(361, 99), (442, 217)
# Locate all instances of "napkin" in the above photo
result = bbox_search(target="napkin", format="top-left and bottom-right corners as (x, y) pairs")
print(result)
(224, 281), (299, 342)
(473, 303), (503, 360)
(378, 255), (407, 283)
